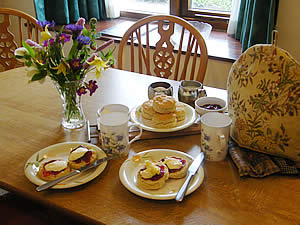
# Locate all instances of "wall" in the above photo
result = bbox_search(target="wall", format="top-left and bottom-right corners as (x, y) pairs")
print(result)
(276, 0), (300, 62)
(1, 0), (299, 88)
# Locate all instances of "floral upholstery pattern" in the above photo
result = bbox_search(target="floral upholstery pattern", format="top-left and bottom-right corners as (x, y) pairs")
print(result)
(227, 44), (300, 162)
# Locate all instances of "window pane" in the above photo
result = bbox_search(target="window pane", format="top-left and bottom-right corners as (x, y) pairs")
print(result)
(120, 0), (169, 14)
(190, 0), (232, 12)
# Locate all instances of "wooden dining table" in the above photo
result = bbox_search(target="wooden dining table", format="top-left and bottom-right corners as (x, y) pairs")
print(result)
(0, 67), (299, 225)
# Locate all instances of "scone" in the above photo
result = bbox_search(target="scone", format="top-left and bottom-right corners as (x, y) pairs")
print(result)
(152, 112), (177, 128)
(160, 156), (188, 179)
(38, 159), (71, 181)
(152, 95), (176, 113)
(175, 102), (186, 125)
(68, 145), (97, 169)
(141, 100), (155, 120)
(137, 160), (169, 190)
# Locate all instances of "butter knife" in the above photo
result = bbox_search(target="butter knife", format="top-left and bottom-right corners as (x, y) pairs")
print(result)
(175, 152), (204, 202)
(36, 156), (112, 192)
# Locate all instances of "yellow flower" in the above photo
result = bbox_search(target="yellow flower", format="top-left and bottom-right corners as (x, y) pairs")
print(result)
(26, 64), (39, 78)
(52, 62), (67, 76)
(25, 64), (45, 84)
(40, 25), (52, 44)
(87, 55), (109, 78)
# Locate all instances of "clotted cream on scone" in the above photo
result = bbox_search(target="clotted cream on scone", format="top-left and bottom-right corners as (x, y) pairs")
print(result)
(68, 145), (97, 169)
(38, 159), (71, 181)
(137, 160), (169, 190)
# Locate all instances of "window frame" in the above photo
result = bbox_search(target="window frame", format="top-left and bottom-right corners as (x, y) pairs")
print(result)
(120, 0), (230, 31)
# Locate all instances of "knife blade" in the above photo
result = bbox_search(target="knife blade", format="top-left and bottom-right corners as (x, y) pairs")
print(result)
(36, 156), (112, 192)
(175, 152), (204, 202)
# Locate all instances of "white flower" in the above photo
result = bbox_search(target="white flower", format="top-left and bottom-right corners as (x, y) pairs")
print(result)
(14, 47), (29, 62)
(26, 65), (39, 77)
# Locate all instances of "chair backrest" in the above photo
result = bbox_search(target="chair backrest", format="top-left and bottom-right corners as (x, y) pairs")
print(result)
(0, 8), (43, 71)
(118, 15), (208, 83)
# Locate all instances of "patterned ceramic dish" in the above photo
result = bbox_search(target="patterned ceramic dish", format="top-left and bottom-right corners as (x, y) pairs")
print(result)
(195, 96), (226, 116)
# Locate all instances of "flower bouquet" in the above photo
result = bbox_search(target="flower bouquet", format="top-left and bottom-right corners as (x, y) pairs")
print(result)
(15, 18), (114, 129)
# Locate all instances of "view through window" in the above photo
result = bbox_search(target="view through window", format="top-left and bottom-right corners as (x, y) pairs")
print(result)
(120, 0), (170, 14)
(191, 0), (232, 12)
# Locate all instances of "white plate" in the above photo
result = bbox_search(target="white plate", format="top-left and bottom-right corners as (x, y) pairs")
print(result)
(119, 149), (204, 200)
(130, 102), (197, 132)
(24, 142), (107, 189)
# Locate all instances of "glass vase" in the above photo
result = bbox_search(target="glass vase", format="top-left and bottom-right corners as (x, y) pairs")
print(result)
(54, 79), (86, 129)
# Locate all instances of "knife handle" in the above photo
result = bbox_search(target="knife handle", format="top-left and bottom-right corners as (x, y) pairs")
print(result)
(36, 170), (80, 192)
(175, 173), (193, 202)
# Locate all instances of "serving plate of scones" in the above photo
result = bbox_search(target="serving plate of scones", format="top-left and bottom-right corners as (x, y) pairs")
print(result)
(130, 95), (197, 132)
(119, 149), (204, 200)
(24, 142), (107, 189)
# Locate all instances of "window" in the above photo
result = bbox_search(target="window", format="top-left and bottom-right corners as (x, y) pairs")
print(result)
(190, 0), (232, 12)
(120, 0), (170, 14)
(120, 0), (232, 30)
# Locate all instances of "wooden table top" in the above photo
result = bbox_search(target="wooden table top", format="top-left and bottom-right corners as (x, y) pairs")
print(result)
(0, 67), (299, 225)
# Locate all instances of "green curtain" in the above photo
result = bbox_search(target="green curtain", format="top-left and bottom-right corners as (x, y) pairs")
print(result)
(236, 0), (279, 52)
(34, 0), (107, 24)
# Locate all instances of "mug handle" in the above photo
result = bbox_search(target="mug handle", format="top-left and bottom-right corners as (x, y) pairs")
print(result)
(128, 123), (143, 144)
(217, 134), (226, 154)
(198, 88), (207, 98)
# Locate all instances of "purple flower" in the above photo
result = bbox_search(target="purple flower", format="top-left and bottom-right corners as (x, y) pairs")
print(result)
(77, 35), (91, 46)
(117, 135), (123, 141)
(65, 24), (84, 33)
(65, 24), (84, 40)
(69, 58), (82, 71)
(25, 39), (42, 48)
(37, 20), (55, 29)
(87, 80), (98, 96)
(76, 17), (85, 27)
(56, 33), (71, 44)
(77, 86), (87, 96)
(43, 39), (55, 47)
(203, 133), (210, 141)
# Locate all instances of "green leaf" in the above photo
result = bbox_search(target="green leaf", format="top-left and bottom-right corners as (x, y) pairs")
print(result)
(68, 41), (79, 59)
(35, 153), (39, 161)
(31, 70), (47, 81)
(22, 40), (35, 57)
(15, 55), (25, 59)
(82, 28), (91, 37)
(25, 61), (32, 67)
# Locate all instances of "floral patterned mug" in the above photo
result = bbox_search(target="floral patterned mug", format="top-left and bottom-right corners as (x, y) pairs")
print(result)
(200, 112), (232, 161)
(97, 104), (142, 158)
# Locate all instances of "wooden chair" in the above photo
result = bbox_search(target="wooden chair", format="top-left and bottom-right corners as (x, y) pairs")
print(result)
(0, 8), (42, 71)
(118, 15), (208, 83)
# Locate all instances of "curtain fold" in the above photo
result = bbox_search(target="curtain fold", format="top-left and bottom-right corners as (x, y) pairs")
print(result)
(235, 0), (279, 52)
(34, 0), (108, 24)
(227, 0), (241, 36)
(105, 0), (120, 18)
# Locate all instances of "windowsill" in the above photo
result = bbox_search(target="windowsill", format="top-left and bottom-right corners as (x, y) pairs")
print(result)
(95, 17), (242, 63)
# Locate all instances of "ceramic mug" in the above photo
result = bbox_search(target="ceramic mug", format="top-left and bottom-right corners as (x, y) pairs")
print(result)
(97, 104), (142, 158)
(200, 112), (232, 161)
(178, 80), (207, 107)
(148, 81), (173, 99)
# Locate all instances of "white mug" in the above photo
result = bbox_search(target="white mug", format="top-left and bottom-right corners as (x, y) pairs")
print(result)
(97, 104), (142, 158)
(200, 112), (232, 161)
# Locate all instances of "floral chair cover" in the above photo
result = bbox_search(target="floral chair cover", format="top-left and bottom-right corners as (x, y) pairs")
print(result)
(227, 40), (300, 162)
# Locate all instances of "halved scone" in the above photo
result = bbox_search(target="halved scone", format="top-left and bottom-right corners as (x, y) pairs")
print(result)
(68, 145), (97, 169)
(160, 156), (188, 179)
(38, 159), (71, 181)
(137, 160), (169, 190)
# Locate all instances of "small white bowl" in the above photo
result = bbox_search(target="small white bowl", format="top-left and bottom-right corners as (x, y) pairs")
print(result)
(195, 97), (227, 116)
